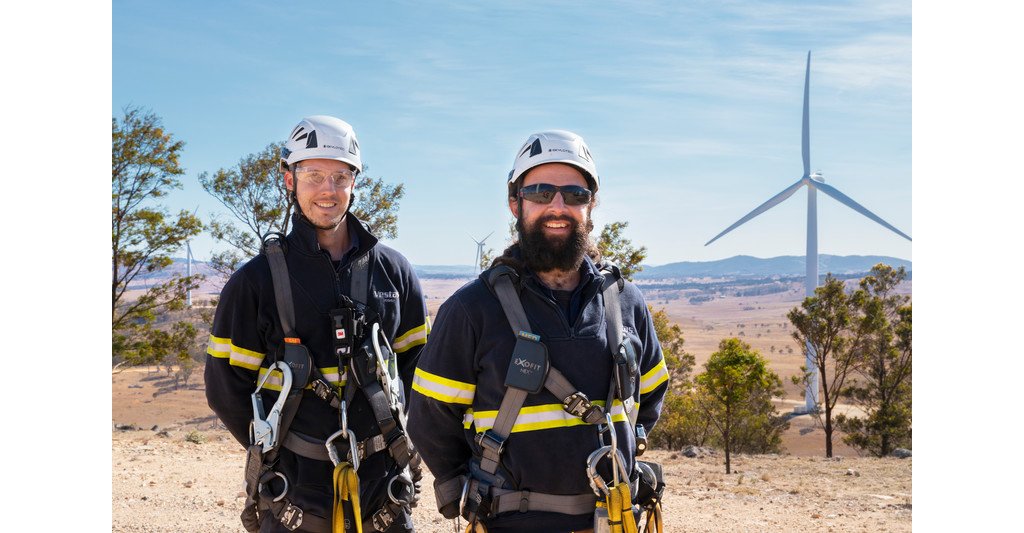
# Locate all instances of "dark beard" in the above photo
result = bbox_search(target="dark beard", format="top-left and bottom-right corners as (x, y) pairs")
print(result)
(517, 214), (592, 273)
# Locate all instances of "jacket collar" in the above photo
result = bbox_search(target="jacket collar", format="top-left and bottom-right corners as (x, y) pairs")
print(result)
(286, 212), (380, 259)
(505, 246), (602, 293)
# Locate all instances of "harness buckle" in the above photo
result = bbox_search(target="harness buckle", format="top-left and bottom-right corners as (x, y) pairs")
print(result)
(278, 501), (303, 531)
(371, 506), (395, 531)
(518, 490), (531, 513)
(475, 430), (506, 455)
(562, 392), (605, 424)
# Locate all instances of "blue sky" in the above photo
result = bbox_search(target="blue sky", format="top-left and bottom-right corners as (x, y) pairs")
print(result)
(113, 0), (912, 266)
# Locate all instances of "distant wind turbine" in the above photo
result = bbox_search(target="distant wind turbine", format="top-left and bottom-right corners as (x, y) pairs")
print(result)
(705, 51), (911, 414)
(471, 232), (494, 274)
(186, 206), (199, 307)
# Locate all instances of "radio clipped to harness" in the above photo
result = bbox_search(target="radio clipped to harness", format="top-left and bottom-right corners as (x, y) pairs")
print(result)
(613, 338), (639, 413)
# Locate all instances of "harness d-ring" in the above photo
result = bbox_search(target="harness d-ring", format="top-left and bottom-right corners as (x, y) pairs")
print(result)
(387, 473), (415, 505)
(259, 471), (289, 503)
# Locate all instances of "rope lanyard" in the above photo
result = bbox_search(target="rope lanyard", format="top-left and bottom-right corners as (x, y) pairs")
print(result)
(333, 462), (362, 533)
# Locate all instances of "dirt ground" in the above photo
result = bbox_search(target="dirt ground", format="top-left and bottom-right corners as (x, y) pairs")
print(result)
(112, 369), (911, 532)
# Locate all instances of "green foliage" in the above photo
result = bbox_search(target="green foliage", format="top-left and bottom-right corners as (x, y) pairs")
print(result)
(836, 264), (913, 456)
(201, 149), (406, 278)
(597, 221), (647, 281)
(787, 275), (865, 457)
(351, 167), (405, 240)
(694, 339), (787, 473)
(646, 306), (705, 450)
(185, 430), (206, 444)
(112, 107), (203, 367)
(199, 142), (291, 277)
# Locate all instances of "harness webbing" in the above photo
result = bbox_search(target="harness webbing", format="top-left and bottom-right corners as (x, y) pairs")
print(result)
(244, 235), (410, 532)
(469, 264), (626, 518)
(265, 236), (298, 337)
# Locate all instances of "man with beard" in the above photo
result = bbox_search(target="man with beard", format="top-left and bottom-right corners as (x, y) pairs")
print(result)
(205, 115), (428, 532)
(408, 130), (669, 533)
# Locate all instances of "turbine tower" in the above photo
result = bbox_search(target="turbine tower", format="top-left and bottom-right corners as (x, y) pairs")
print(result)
(186, 206), (199, 308)
(705, 51), (911, 414)
(471, 232), (494, 274)
(186, 241), (194, 307)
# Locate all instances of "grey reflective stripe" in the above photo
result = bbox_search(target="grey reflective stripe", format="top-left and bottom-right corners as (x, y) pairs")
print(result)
(349, 252), (372, 305)
(264, 239), (297, 337)
(490, 488), (597, 515)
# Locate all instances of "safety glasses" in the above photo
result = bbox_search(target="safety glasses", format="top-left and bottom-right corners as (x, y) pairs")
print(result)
(518, 183), (593, 206)
(293, 166), (356, 188)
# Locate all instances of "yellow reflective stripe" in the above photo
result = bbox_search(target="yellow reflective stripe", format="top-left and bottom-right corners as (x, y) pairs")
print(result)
(393, 323), (429, 353)
(463, 401), (628, 432)
(206, 335), (266, 370)
(207, 335), (230, 358)
(412, 368), (475, 405)
(318, 366), (348, 388)
(640, 359), (669, 395)
(257, 367), (286, 391)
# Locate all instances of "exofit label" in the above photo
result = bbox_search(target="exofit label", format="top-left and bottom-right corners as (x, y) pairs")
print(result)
(514, 357), (542, 373)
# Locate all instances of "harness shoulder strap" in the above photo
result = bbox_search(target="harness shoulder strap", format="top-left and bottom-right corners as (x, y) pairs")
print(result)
(263, 234), (298, 338)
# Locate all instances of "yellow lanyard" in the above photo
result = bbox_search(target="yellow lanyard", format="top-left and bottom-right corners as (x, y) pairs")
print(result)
(605, 482), (638, 533)
(332, 462), (362, 533)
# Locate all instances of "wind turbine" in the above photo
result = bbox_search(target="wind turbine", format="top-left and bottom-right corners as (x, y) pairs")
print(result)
(471, 232), (494, 274)
(186, 206), (199, 307)
(705, 51), (911, 414)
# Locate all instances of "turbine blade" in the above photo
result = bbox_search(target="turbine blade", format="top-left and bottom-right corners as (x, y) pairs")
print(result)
(705, 178), (806, 246)
(815, 182), (912, 241)
(802, 51), (811, 177)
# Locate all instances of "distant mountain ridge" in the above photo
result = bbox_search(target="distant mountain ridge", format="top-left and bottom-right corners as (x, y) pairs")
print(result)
(634, 254), (911, 279)
(139, 254), (910, 284)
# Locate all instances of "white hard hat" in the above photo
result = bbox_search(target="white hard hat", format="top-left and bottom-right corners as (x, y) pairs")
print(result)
(508, 130), (599, 192)
(280, 115), (362, 172)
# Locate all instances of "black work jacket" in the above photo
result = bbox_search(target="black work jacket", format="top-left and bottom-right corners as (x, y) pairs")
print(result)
(407, 254), (669, 532)
(204, 213), (428, 497)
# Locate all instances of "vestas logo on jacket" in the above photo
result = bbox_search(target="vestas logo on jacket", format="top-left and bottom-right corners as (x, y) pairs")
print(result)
(375, 290), (399, 301)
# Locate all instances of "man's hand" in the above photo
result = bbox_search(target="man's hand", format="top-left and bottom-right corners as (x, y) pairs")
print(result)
(409, 451), (424, 508)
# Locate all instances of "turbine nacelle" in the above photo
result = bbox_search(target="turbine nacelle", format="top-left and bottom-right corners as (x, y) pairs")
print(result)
(810, 170), (824, 183)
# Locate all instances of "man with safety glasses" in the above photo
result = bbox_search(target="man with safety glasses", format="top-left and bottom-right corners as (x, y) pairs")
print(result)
(408, 131), (669, 532)
(206, 115), (429, 532)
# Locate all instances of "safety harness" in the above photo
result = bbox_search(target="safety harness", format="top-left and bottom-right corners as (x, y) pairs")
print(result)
(241, 234), (416, 533)
(434, 263), (665, 533)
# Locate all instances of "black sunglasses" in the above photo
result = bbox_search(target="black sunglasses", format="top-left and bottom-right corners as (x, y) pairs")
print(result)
(518, 183), (593, 206)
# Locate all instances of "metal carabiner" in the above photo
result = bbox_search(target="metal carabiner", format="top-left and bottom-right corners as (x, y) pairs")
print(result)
(250, 361), (293, 452)
(325, 427), (360, 471)
(604, 413), (622, 486)
(586, 445), (614, 497)
(370, 322), (402, 411)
